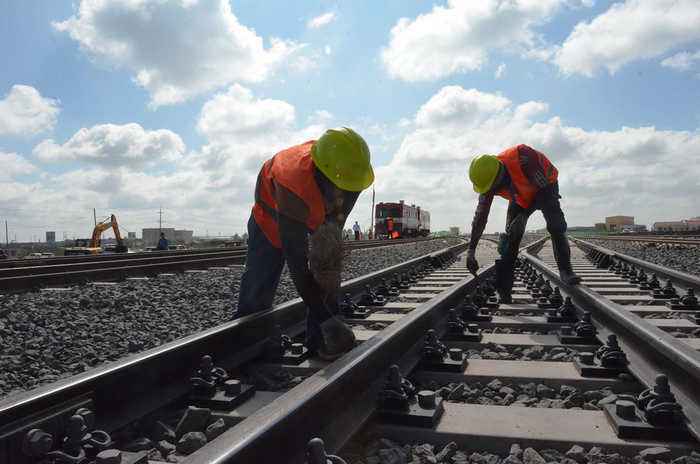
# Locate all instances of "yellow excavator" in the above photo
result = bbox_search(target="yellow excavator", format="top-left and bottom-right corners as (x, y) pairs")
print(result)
(64, 214), (128, 255)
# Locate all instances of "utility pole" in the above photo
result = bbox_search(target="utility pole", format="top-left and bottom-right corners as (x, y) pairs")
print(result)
(158, 206), (163, 233)
(4, 220), (8, 246)
(93, 208), (97, 227)
(370, 186), (375, 239)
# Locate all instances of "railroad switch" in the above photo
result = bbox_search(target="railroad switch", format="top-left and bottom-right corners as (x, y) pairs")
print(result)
(189, 355), (255, 409)
(443, 309), (483, 342)
(666, 288), (699, 311)
(419, 329), (468, 372)
(547, 296), (579, 323)
(264, 325), (310, 365)
(340, 293), (371, 319)
(377, 365), (444, 427)
(558, 312), (600, 345)
(574, 335), (629, 378)
(603, 374), (691, 441)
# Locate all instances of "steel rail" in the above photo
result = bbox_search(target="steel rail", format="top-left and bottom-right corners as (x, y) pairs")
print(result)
(572, 237), (700, 291)
(182, 238), (547, 464)
(0, 237), (433, 269)
(522, 245), (700, 441)
(0, 242), (466, 462)
(187, 253), (478, 464)
(0, 237), (439, 292)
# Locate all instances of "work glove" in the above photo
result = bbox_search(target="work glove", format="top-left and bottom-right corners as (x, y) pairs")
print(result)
(466, 249), (479, 276)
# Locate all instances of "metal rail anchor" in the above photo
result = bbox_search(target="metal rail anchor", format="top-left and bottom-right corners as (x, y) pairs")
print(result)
(23, 410), (134, 464)
(306, 438), (347, 464)
(558, 311), (601, 345)
(189, 355), (255, 409)
(574, 334), (630, 378)
(443, 308), (483, 342)
(377, 365), (444, 427)
(418, 329), (468, 372)
(603, 374), (691, 441)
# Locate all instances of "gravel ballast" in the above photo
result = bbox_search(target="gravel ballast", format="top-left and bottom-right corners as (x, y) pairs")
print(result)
(588, 239), (700, 278)
(0, 238), (467, 400)
(343, 438), (694, 464)
(416, 378), (636, 410)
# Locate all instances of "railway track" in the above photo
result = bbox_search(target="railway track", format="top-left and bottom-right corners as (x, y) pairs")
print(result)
(585, 236), (700, 246)
(0, 237), (434, 292)
(0, 240), (469, 464)
(4, 237), (700, 464)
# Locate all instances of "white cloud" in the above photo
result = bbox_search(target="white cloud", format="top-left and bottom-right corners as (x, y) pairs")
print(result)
(53, 0), (308, 107)
(307, 12), (337, 29)
(0, 85), (60, 136)
(0, 152), (36, 180)
(555, 0), (700, 76)
(661, 50), (700, 72)
(381, 0), (582, 82)
(33, 123), (185, 168)
(196, 84), (327, 174)
(415, 87), (511, 129)
(376, 85), (700, 232)
(495, 63), (506, 79)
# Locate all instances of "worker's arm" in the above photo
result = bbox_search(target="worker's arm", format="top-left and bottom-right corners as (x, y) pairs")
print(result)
(466, 193), (493, 275)
(468, 193), (494, 250)
(277, 213), (328, 314)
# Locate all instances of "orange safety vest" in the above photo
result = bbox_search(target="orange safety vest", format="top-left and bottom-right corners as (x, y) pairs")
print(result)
(495, 145), (558, 209)
(252, 141), (326, 248)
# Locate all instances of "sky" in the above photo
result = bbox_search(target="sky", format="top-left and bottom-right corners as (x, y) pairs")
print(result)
(1, 0), (699, 242)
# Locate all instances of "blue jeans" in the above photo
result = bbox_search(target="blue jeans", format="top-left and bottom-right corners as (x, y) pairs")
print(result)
(236, 215), (327, 351)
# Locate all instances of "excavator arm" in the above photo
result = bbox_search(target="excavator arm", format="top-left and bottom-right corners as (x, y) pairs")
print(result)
(89, 214), (128, 253)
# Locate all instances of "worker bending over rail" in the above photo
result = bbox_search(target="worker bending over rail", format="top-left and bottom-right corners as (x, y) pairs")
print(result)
(237, 127), (375, 360)
(466, 144), (581, 303)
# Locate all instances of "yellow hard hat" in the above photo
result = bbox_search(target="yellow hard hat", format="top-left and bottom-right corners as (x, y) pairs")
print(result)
(312, 127), (374, 192)
(469, 154), (502, 194)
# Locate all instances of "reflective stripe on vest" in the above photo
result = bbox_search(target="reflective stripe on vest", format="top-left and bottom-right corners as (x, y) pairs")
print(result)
(495, 145), (558, 209)
(252, 141), (326, 248)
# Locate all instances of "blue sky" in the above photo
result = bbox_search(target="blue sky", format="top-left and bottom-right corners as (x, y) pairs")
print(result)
(1, 0), (699, 241)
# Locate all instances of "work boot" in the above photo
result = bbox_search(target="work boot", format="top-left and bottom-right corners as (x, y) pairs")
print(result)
(318, 317), (356, 361)
(497, 289), (513, 304)
(560, 269), (582, 286)
(551, 234), (581, 285)
(494, 259), (514, 304)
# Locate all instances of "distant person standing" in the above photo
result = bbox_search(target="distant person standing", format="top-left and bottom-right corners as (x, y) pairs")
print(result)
(352, 221), (361, 240)
(157, 232), (169, 250)
(386, 217), (394, 239)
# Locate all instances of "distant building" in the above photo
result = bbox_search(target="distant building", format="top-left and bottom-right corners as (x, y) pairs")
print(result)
(449, 227), (460, 236)
(175, 230), (193, 244)
(142, 228), (194, 247)
(653, 217), (700, 232)
(127, 231), (136, 239)
(143, 228), (175, 247)
(605, 216), (634, 232)
(594, 223), (606, 231)
(46, 231), (56, 243)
